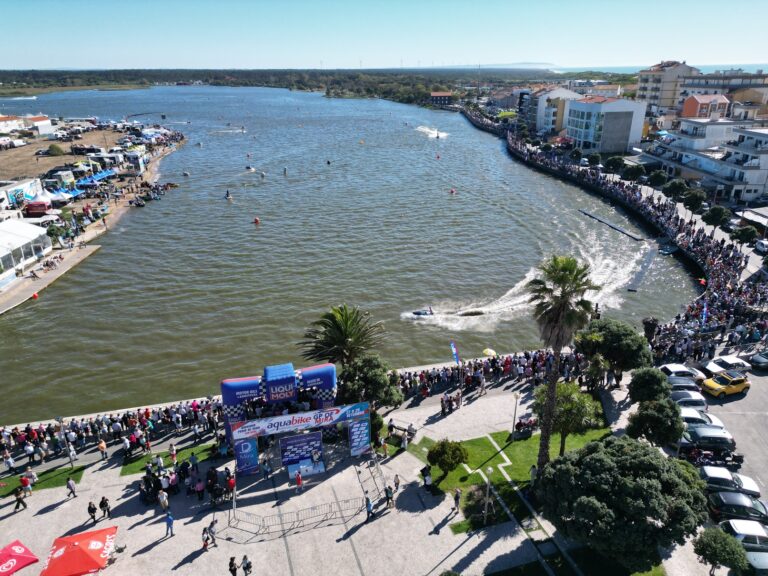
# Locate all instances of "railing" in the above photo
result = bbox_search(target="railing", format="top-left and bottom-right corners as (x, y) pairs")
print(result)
(228, 497), (365, 535)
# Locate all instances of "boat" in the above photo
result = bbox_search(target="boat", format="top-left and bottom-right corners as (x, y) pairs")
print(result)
(412, 307), (434, 317)
(182, 171), (190, 177)
(196, 142), (203, 147)
(245, 166), (256, 172)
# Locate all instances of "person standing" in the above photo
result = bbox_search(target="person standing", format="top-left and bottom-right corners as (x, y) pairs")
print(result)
(393, 474), (401, 493)
(66, 476), (77, 498)
(19, 475), (32, 497)
(169, 443), (177, 465)
(241, 555), (253, 575)
(88, 501), (98, 524)
(157, 489), (169, 512)
(207, 519), (218, 546)
(385, 485), (394, 509)
(201, 527), (210, 550)
(97, 438), (108, 460)
(13, 487), (27, 512)
(165, 513), (174, 538)
(99, 496), (111, 519)
(229, 557), (238, 576)
(452, 488), (462, 514)
(295, 471), (303, 494)
(365, 495), (374, 522)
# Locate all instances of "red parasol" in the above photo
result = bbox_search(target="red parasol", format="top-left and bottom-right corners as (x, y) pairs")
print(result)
(0, 540), (38, 575)
(40, 527), (118, 576)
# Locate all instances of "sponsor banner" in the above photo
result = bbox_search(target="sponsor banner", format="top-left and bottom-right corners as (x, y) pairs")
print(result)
(348, 417), (371, 457)
(232, 402), (370, 439)
(266, 378), (297, 403)
(280, 432), (322, 466)
(234, 437), (260, 475)
(450, 340), (461, 365)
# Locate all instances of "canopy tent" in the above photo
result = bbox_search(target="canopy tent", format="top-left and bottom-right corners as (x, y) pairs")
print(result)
(0, 219), (53, 272)
(40, 526), (117, 576)
(49, 191), (74, 203)
(0, 540), (39, 575)
(30, 190), (55, 204)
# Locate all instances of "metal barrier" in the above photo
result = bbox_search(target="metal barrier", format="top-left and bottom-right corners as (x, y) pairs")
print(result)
(228, 497), (365, 535)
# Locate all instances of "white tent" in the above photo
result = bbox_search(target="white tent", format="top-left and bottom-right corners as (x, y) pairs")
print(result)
(30, 190), (55, 204)
(0, 219), (53, 273)
(49, 191), (74, 203)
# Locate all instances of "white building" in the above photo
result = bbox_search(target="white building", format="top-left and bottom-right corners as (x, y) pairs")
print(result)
(0, 219), (53, 291)
(565, 97), (647, 153)
(519, 87), (583, 135)
(0, 115), (24, 133)
(23, 115), (55, 135)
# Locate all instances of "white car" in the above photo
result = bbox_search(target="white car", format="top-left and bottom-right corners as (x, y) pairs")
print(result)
(703, 355), (752, 376)
(660, 363), (706, 383)
(679, 407), (725, 429)
(670, 390), (708, 411)
(701, 466), (761, 497)
(720, 520), (768, 574)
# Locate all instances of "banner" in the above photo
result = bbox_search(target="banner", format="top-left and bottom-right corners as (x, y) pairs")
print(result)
(280, 432), (323, 466)
(232, 402), (370, 439)
(234, 437), (260, 476)
(266, 378), (297, 403)
(348, 418), (371, 457)
(450, 340), (461, 365)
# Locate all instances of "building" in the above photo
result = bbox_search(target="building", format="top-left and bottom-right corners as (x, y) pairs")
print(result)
(0, 115), (24, 133)
(0, 219), (53, 291)
(22, 115), (54, 135)
(565, 97), (647, 153)
(636, 61), (701, 111)
(430, 92), (452, 106)
(643, 116), (768, 202)
(519, 87), (583, 135)
(680, 94), (730, 118)
(677, 69), (768, 107)
(572, 84), (623, 98)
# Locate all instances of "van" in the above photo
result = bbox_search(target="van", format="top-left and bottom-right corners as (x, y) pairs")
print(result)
(756, 239), (768, 254)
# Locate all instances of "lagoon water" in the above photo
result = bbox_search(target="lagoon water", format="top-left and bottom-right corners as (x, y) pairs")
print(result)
(0, 87), (699, 422)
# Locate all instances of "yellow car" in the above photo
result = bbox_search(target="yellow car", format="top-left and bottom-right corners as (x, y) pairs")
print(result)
(702, 370), (751, 398)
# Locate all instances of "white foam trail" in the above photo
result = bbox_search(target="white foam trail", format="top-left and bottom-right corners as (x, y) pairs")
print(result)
(415, 126), (449, 139)
(9, 96), (37, 100)
(210, 129), (247, 134)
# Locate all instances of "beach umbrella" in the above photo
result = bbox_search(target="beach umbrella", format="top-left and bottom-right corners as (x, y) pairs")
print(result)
(482, 348), (497, 357)
(0, 540), (38, 574)
(40, 526), (117, 576)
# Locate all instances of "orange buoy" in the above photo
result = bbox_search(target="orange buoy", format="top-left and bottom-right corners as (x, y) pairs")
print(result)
(253, 217), (261, 225)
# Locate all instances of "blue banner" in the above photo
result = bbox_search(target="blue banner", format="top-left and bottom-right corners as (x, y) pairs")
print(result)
(234, 437), (260, 476)
(280, 432), (323, 466)
(349, 418), (371, 457)
(450, 340), (461, 365)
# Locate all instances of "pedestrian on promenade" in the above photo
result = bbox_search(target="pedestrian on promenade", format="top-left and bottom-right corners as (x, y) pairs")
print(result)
(14, 487), (27, 512)
(4, 454), (17, 475)
(241, 555), (253, 575)
(295, 471), (303, 494)
(365, 495), (374, 522)
(97, 438), (108, 460)
(201, 527), (210, 550)
(394, 474), (400, 492)
(66, 476), (77, 498)
(87, 501), (98, 524)
(208, 519), (218, 546)
(165, 513), (174, 538)
(262, 459), (271, 480)
(19, 475), (31, 497)
(229, 557), (238, 576)
(385, 485), (394, 509)
(67, 443), (78, 469)
(380, 437), (388, 458)
(453, 488), (462, 514)
(99, 496), (111, 519)
(189, 452), (199, 473)
(195, 478), (205, 501)
(24, 466), (38, 487)
(169, 443), (177, 465)
(158, 489), (169, 512)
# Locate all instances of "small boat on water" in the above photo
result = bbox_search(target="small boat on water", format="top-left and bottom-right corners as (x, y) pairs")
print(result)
(182, 171), (190, 177)
(245, 166), (255, 172)
(412, 307), (434, 317)
(196, 142), (203, 147)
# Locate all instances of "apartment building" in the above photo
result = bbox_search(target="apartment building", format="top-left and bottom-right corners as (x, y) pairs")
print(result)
(565, 97), (647, 153)
(680, 94), (729, 118)
(636, 61), (700, 111)
(520, 87), (583, 135)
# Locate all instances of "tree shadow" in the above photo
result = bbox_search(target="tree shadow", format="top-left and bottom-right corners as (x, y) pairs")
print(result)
(394, 481), (447, 513)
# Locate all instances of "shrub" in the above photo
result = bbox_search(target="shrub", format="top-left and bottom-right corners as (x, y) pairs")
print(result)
(47, 144), (65, 156)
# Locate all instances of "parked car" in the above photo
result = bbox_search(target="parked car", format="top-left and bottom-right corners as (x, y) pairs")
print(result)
(700, 466), (760, 497)
(679, 425), (736, 453)
(671, 390), (709, 410)
(750, 351), (768, 370)
(709, 492), (768, 522)
(660, 363), (706, 383)
(668, 376), (700, 392)
(679, 407), (725, 429)
(703, 355), (752, 376)
(756, 239), (768, 255)
(701, 370), (751, 398)
(720, 520), (768, 574)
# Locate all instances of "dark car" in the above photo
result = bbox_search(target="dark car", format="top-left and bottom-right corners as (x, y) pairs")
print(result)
(700, 466), (761, 497)
(678, 425), (736, 454)
(668, 376), (700, 392)
(750, 351), (768, 371)
(709, 491), (768, 523)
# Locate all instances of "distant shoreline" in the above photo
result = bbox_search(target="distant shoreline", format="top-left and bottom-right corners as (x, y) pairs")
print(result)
(0, 84), (149, 97)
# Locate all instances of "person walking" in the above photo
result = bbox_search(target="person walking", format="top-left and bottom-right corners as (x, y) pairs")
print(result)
(88, 501), (98, 524)
(295, 471), (303, 494)
(207, 519), (218, 546)
(201, 527), (210, 550)
(13, 487), (27, 512)
(385, 485), (394, 509)
(66, 443), (78, 469)
(97, 438), (108, 460)
(365, 495), (374, 522)
(165, 513), (174, 538)
(452, 488), (462, 514)
(157, 489), (169, 512)
(99, 496), (111, 519)
(66, 476), (77, 498)
(241, 555), (253, 575)
(393, 474), (400, 492)
(229, 557), (238, 576)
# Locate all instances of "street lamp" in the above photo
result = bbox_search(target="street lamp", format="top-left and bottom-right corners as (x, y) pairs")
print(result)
(483, 466), (494, 525)
(511, 392), (520, 442)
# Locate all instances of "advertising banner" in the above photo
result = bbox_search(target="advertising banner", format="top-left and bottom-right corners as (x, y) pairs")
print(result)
(233, 437), (260, 476)
(266, 378), (297, 403)
(232, 402), (370, 440)
(348, 418), (371, 457)
(279, 432), (325, 478)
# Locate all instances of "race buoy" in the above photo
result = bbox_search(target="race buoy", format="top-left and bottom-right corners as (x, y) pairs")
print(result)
(359, 139), (364, 144)
(32, 293), (39, 300)
(253, 217), (261, 225)
(449, 188), (456, 194)
(260, 171), (266, 178)
(326, 160), (331, 165)
(436, 154), (440, 160)
(283, 167), (287, 176)
(247, 153), (251, 158)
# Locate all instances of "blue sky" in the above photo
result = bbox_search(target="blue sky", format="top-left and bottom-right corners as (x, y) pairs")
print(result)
(5, 0), (767, 70)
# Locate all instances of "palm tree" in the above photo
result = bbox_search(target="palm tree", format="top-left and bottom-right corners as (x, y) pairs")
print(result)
(299, 304), (385, 368)
(526, 255), (599, 469)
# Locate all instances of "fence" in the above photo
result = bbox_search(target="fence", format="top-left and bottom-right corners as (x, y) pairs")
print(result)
(228, 496), (365, 535)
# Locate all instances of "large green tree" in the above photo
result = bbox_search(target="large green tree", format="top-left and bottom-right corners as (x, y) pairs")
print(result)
(626, 398), (684, 447)
(526, 256), (598, 469)
(693, 527), (750, 576)
(338, 353), (404, 408)
(622, 164), (646, 182)
(627, 367), (670, 403)
(603, 156), (625, 174)
(587, 152), (601, 166)
(648, 170), (668, 189)
(427, 439), (469, 480)
(662, 179), (689, 200)
(575, 318), (652, 374)
(702, 206), (732, 227)
(536, 436), (707, 572)
(731, 225), (759, 246)
(683, 189), (707, 212)
(299, 304), (385, 368)
(532, 382), (602, 456)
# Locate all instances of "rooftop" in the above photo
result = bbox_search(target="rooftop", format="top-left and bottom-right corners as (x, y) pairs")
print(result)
(640, 60), (687, 73)
(688, 94), (730, 104)
(577, 96), (619, 104)
(430, 92), (452, 97)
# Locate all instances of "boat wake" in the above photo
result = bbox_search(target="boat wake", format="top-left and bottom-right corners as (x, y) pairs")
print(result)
(210, 129), (247, 134)
(8, 96), (37, 100)
(401, 231), (644, 332)
(415, 126), (448, 139)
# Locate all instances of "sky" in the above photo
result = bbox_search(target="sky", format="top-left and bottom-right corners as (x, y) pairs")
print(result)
(3, 0), (768, 70)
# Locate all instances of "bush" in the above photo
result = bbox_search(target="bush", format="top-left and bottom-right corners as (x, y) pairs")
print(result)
(627, 398), (684, 446)
(587, 153), (601, 166)
(693, 527), (749, 575)
(648, 170), (667, 188)
(47, 144), (65, 156)
(702, 206), (732, 227)
(731, 225), (758, 245)
(683, 189), (707, 212)
(427, 439), (468, 478)
(604, 156), (625, 173)
(541, 143), (553, 152)
(628, 368), (671, 403)
(662, 179), (689, 200)
(622, 164), (645, 182)
(569, 149), (582, 162)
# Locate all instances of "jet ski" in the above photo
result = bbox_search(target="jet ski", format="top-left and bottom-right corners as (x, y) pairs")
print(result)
(412, 307), (434, 317)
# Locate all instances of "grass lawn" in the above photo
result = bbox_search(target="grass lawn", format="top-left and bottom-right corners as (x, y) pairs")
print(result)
(405, 436), (436, 465)
(0, 465), (85, 498)
(120, 442), (214, 476)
